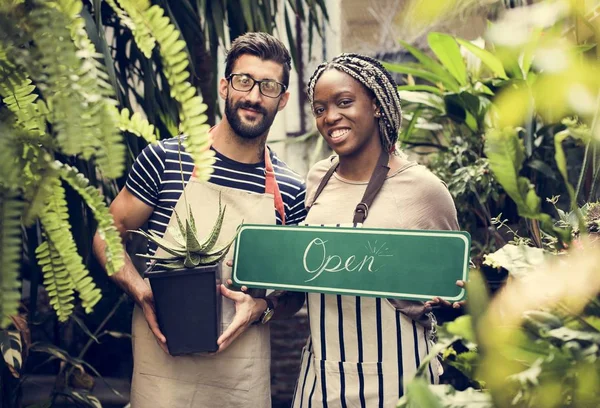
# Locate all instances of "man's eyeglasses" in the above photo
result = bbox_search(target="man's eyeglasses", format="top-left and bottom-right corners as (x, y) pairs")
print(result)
(227, 73), (287, 98)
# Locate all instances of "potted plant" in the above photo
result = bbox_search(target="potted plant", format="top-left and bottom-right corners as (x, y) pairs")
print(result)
(130, 196), (240, 355)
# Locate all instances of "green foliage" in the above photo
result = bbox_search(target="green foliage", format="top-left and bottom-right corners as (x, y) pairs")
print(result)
(116, 107), (159, 144)
(0, 189), (22, 328)
(107, 0), (215, 181)
(37, 176), (101, 319)
(58, 163), (124, 276)
(132, 195), (240, 269)
(0, 330), (22, 378)
(484, 128), (571, 244)
(0, 0), (216, 326)
(397, 380), (493, 408)
(26, 0), (124, 178)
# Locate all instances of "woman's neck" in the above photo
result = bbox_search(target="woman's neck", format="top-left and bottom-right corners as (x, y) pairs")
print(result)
(336, 141), (386, 182)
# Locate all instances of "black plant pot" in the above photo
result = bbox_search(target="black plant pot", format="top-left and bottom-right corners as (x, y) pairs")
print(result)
(145, 262), (222, 355)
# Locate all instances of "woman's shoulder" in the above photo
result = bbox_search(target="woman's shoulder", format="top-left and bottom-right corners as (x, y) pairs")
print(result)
(391, 160), (448, 193)
(305, 156), (338, 207)
(307, 156), (337, 186)
(388, 161), (459, 230)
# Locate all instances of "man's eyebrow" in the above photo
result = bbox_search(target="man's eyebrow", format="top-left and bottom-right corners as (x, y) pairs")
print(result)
(234, 72), (279, 82)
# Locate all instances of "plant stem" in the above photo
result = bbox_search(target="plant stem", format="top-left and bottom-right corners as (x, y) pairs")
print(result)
(77, 294), (127, 360)
(64, 294), (127, 382)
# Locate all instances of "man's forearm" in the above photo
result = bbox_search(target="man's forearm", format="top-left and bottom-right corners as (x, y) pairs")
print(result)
(92, 232), (149, 306)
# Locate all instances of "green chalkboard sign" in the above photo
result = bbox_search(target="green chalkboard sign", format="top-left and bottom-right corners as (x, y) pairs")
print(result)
(232, 225), (470, 301)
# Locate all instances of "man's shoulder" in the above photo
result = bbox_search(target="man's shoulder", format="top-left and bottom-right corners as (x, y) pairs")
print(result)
(158, 137), (194, 163)
(269, 148), (306, 190)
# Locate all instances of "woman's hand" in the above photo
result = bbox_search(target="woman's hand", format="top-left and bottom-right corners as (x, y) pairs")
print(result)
(424, 280), (466, 309)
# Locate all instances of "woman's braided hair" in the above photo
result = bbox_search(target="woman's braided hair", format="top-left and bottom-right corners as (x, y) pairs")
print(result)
(307, 53), (402, 153)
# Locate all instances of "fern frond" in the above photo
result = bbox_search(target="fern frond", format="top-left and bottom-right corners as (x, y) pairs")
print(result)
(105, 0), (155, 57)
(0, 122), (24, 191)
(116, 107), (159, 144)
(20, 148), (55, 227)
(0, 188), (23, 328)
(28, 2), (124, 178)
(0, 44), (49, 141)
(118, 1), (215, 180)
(35, 239), (76, 322)
(53, 0), (125, 178)
(39, 176), (101, 314)
(58, 162), (125, 276)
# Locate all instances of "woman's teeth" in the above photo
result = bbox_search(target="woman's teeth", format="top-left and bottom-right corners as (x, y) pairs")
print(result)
(331, 129), (350, 138)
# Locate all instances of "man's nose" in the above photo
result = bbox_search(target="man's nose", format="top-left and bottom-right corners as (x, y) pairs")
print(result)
(244, 83), (263, 104)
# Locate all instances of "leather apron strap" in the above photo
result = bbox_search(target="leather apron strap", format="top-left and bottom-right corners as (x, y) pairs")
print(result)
(308, 149), (390, 224)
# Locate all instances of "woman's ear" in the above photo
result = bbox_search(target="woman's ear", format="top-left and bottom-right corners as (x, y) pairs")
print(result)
(372, 100), (381, 118)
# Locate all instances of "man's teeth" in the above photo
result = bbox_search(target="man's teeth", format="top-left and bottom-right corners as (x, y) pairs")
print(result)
(331, 129), (350, 138)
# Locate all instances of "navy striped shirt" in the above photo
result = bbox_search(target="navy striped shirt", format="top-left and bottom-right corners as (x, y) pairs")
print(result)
(126, 138), (307, 256)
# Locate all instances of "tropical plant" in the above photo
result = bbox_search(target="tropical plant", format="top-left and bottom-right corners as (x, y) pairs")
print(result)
(0, 0), (215, 328)
(131, 194), (240, 269)
(396, 1), (600, 406)
(383, 0), (600, 260)
(95, 0), (329, 133)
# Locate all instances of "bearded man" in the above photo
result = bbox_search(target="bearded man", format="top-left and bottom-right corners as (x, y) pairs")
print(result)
(92, 32), (306, 408)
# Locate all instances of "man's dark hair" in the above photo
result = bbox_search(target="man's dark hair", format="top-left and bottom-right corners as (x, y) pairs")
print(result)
(225, 32), (292, 88)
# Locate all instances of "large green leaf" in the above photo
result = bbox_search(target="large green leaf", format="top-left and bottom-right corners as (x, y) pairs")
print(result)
(399, 91), (446, 112)
(427, 33), (467, 86)
(398, 377), (444, 408)
(383, 62), (460, 92)
(398, 39), (460, 89)
(484, 128), (571, 243)
(456, 38), (508, 79)
(483, 244), (547, 279)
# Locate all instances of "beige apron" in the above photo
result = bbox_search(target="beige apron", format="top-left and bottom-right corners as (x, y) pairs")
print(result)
(130, 169), (279, 407)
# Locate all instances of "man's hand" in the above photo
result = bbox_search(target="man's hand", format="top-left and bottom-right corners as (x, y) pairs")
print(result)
(424, 280), (466, 309)
(138, 288), (169, 354)
(216, 284), (266, 353)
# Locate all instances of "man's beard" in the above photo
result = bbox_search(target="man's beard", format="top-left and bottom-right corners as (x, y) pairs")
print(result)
(225, 97), (278, 140)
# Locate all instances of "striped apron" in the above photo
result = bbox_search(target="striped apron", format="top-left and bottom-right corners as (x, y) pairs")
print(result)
(292, 152), (440, 408)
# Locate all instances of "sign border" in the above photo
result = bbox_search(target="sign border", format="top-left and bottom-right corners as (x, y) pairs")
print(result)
(232, 224), (470, 301)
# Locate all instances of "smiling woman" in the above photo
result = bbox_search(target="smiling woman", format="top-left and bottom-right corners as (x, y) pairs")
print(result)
(292, 54), (461, 407)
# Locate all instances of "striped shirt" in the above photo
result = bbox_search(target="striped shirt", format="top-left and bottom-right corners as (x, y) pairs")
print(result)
(126, 138), (307, 256)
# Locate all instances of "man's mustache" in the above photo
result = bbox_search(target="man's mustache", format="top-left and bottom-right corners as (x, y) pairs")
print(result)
(236, 101), (267, 116)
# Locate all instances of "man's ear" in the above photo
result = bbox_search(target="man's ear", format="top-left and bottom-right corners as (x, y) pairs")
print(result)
(218, 77), (229, 100)
(277, 91), (290, 111)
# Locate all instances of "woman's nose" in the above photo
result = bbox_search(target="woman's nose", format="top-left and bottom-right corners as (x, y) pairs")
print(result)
(324, 108), (341, 124)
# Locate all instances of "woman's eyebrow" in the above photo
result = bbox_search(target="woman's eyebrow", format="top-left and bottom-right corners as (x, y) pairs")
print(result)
(313, 90), (354, 103)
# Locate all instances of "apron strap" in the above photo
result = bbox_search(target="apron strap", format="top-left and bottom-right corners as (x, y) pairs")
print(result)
(264, 147), (286, 225)
(309, 149), (390, 225)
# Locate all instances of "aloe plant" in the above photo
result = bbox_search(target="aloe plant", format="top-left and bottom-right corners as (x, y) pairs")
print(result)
(130, 195), (240, 270)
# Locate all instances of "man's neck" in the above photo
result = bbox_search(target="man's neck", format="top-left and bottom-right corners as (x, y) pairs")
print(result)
(211, 119), (268, 164)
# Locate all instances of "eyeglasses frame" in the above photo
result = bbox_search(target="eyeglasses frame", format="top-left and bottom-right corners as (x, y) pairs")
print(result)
(226, 73), (287, 98)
